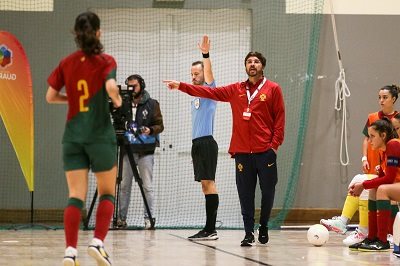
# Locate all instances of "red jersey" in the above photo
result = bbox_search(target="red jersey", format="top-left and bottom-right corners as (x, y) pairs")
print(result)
(363, 111), (398, 174)
(363, 139), (400, 189)
(178, 78), (285, 155)
(48, 50), (116, 121)
(47, 50), (117, 143)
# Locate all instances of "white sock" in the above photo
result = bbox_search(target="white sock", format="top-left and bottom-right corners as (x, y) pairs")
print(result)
(339, 216), (349, 225)
(65, 246), (78, 257)
(90, 237), (104, 247)
(358, 226), (368, 235)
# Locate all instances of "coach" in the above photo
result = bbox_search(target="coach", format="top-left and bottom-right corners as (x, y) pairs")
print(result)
(164, 51), (285, 247)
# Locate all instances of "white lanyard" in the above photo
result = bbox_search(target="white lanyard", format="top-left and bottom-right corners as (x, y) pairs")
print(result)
(132, 104), (137, 121)
(246, 77), (266, 106)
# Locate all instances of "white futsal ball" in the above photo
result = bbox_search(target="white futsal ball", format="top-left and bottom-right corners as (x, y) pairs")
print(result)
(307, 224), (329, 246)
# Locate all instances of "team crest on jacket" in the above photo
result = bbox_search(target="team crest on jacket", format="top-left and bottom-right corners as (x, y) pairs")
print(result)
(237, 163), (243, 172)
(142, 109), (148, 119)
(194, 98), (200, 109)
(259, 94), (267, 101)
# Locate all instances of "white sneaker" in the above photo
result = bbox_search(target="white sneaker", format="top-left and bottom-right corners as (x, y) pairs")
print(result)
(343, 228), (367, 246)
(144, 218), (155, 230)
(87, 238), (111, 266)
(63, 246), (79, 266)
(388, 234), (394, 247)
(320, 216), (347, 234)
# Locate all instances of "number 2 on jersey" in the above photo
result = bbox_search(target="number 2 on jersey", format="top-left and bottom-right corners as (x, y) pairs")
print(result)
(77, 79), (89, 112)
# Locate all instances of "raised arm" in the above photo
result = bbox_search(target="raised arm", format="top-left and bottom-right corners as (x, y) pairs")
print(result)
(198, 35), (214, 84)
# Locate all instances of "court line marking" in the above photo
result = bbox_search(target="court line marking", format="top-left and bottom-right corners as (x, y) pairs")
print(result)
(168, 233), (272, 266)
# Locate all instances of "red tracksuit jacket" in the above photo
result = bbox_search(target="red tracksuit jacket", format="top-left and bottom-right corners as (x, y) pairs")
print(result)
(179, 78), (285, 155)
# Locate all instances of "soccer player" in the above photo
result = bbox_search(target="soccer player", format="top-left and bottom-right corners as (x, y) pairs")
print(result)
(46, 11), (121, 266)
(348, 117), (400, 251)
(321, 85), (399, 246)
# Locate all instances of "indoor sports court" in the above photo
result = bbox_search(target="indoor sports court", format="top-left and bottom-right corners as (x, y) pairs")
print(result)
(1, 229), (399, 265)
(2, 0), (400, 265)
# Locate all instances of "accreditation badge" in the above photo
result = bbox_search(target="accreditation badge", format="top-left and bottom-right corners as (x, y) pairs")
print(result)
(242, 107), (251, 120)
(194, 98), (200, 109)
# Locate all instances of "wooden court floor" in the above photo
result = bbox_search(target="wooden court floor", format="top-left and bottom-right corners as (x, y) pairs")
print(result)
(0, 229), (399, 265)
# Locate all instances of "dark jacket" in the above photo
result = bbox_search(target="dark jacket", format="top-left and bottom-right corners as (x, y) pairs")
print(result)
(122, 90), (164, 155)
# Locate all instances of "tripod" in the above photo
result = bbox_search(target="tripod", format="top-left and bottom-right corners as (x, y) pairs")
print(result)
(83, 133), (155, 230)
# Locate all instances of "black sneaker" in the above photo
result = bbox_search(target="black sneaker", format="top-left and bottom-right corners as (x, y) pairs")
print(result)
(349, 238), (374, 251)
(257, 226), (269, 245)
(358, 239), (391, 252)
(188, 229), (218, 241)
(240, 232), (255, 247)
(393, 250), (400, 258)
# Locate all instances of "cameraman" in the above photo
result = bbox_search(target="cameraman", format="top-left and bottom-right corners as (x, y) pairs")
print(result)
(117, 74), (164, 229)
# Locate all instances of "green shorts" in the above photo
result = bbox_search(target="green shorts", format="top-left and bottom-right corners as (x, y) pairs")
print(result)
(63, 142), (117, 172)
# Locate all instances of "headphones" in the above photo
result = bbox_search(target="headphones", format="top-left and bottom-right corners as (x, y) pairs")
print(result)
(125, 74), (146, 90)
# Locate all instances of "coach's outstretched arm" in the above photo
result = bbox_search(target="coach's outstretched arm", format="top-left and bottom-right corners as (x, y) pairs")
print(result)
(163, 80), (181, 90)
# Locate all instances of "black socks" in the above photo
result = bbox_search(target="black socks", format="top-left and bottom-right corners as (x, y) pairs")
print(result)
(205, 194), (219, 232)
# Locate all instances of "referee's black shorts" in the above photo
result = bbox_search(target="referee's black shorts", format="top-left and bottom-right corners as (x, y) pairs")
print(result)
(191, 135), (218, 182)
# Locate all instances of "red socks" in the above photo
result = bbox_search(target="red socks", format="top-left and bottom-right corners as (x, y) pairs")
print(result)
(94, 195), (115, 241)
(64, 195), (115, 247)
(367, 200), (377, 240)
(64, 198), (83, 248)
(376, 200), (391, 242)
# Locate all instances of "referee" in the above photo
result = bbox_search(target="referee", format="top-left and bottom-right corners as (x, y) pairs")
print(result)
(187, 35), (219, 241)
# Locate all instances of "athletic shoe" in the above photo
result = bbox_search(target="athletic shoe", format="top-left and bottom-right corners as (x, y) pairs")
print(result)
(349, 238), (374, 251)
(240, 232), (255, 247)
(257, 226), (269, 245)
(320, 216), (347, 234)
(117, 219), (127, 229)
(63, 247), (79, 266)
(144, 218), (156, 230)
(63, 256), (80, 266)
(343, 228), (367, 246)
(358, 239), (391, 252)
(88, 239), (111, 266)
(393, 250), (400, 258)
(188, 229), (218, 241)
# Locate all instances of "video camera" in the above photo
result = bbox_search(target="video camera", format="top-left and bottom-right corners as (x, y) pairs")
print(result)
(109, 85), (143, 136)
(109, 85), (157, 151)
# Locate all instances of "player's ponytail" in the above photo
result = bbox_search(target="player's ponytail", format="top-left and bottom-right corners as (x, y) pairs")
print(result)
(74, 11), (103, 56)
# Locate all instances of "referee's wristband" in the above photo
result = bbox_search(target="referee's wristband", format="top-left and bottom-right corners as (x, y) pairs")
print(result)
(361, 156), (367, 162)
(202, 53), (209, 58)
